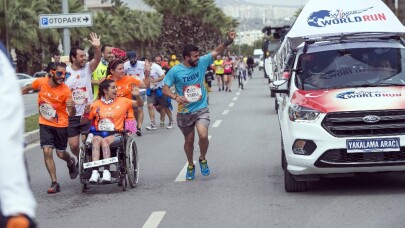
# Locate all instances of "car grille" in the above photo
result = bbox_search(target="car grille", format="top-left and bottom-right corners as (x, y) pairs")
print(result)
(315, 148), (405, 168)
(322, 110), (405, 137)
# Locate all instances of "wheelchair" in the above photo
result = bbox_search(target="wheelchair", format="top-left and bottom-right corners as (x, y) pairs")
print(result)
(78, 129), (139, 192)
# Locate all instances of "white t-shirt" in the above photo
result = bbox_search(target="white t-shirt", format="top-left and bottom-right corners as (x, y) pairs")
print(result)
(0, 46), (36, 218)
(65, 63), (93, 116)
(124, 61), (145, 92)
(149, 63), (165, 89)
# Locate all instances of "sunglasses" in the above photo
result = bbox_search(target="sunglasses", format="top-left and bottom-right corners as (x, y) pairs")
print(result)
(50, 70), (71, 78)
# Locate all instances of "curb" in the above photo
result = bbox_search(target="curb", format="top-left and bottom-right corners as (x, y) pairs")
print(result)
(24, 129), (39, 145)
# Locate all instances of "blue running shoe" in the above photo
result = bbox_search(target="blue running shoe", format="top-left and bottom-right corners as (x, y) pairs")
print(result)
(186, 165), (195, 180)
(199, 159), (210, 176)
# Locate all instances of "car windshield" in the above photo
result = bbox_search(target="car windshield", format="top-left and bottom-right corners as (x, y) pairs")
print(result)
(296, 47), (405, 90)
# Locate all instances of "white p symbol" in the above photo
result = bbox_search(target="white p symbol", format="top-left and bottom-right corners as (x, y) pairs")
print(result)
(42, 18), (48, 25)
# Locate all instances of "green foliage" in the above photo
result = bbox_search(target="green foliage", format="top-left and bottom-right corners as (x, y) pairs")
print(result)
(1, 0), (235, 72)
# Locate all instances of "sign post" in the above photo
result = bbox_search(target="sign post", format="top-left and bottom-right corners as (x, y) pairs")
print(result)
(39, 1), (92, 55)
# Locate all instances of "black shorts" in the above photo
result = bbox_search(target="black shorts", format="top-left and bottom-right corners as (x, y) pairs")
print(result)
(39, 124), (68, 150)
(147, 89), (170, 107)
(68, 116), (91, 138)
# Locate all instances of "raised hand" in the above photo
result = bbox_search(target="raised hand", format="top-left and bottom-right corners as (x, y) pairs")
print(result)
(88, 32), (101, 48)
(144, 59), (151, 77)
(228, 31), (236, 41)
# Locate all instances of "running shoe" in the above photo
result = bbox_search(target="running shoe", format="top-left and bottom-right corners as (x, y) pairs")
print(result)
(167, 121), (175, 129)
(160, 121), (165, 128)
(186, 165), (195, 180)
(68, 157), (78, 179)
(89, 170), (100, 183)
(102, 170), (111, 183)
(146, 123), (157, 130)
(199, 159), (210, 176)
(136, 128), (142, 136)
(47, 181), (60, 194)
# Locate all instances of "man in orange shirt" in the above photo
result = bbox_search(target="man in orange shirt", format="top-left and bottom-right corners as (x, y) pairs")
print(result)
(22, 62), (77, 194)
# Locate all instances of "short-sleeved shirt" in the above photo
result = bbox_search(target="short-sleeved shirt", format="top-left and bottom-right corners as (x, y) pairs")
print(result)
(32, 77), (72, 127)
(92, 61), (108, 100)
(65, 63), (93, 116)
(164, 54), (214, 113)
(214, 60), (224, 74)
(124, 61), (145, 92)
(88, 97), (133, 131)
(150, 63), (165, 89)
(107, 75), (141, 120)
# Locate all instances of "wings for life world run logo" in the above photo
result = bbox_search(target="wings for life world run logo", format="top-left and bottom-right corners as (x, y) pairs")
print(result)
(307, 7), (387, 27)
(336, 91), (401, 99)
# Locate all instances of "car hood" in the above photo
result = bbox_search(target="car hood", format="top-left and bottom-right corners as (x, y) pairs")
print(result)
(291, 87), (405, 113)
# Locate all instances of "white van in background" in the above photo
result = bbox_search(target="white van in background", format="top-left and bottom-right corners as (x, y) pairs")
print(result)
(253, 49), (263, 65)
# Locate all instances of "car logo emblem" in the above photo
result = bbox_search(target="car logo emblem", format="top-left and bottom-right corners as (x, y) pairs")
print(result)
(363, 115), (380, 123)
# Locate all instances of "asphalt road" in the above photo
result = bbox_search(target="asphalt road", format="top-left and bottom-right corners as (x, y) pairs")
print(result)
(24, 70), (405, 228)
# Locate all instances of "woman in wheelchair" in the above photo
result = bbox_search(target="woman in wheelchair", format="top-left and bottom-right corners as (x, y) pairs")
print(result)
(80, 79), (143, 183)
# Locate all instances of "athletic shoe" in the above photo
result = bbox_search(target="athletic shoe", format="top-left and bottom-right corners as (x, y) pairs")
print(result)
(199, 159), (210, 176)
(186, 165), (195, 180)
(160, 121), (165, 128)
(68, 157), (78, 179)
(167, 121), (175, 129)
(102, 170), (111, 183)
(136, 128), (142, 136)
(89, 170), (100, 184)
(47, 181), (60, 194)
(146, 123), (157, 130)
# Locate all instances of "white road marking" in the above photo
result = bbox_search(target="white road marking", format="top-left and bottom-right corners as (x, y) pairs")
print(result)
(212, 120), (222, 128)
(229, 103), (234, 107)
(233, 97), (238, 101)
(236, 92), (241, 95)
(24, 142), (40, 151)
(143, 211), (166, 228)
(222, 110), (230, 115)
(175, 161), (196, 182)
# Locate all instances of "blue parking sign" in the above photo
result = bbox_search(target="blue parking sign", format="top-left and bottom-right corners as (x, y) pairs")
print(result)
(41, 18), (48, 25)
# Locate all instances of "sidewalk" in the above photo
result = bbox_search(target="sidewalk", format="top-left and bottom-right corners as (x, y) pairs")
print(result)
(25, 129), (39, 145)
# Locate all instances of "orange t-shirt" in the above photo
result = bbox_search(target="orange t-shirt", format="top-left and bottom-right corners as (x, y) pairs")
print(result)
(88, 97), (133, 131)
(108, 75), (141, 120)
(31, 77), (72, 127)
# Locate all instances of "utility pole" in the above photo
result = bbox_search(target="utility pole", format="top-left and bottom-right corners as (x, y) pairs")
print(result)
(62, 0), (70, 55)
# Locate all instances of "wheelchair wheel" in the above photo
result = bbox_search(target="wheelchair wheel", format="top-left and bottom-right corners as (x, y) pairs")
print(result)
(79, 147), (88, 193)
(126, 137), (139, 188)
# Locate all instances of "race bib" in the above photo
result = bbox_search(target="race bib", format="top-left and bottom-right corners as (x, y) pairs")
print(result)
(98, 118), (115, 131)
(183, 84), (202, 103)
(39, 103), (56, 121)
(72, 88), (87, 105)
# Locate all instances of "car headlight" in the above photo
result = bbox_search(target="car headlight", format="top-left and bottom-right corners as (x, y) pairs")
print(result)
(288, 104), (320, 122)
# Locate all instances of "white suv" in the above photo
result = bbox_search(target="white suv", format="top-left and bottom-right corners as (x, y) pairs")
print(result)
(272, 35), (405, 192)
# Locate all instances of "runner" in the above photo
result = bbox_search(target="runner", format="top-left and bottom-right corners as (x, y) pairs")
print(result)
(162, 31), (236, 180)
(92, 44), (113, 101)
(107, 59), (150, 134)
(223, 55), (234, 92)
(213, 55), (224, 91)
(65, 32), (101, 165)
(80, 79), (144, 183)
(22, 62), (78, 193)
(1, 41), (37, 226)
(145, 55), (175, 130)
(124, 51), (147, 136)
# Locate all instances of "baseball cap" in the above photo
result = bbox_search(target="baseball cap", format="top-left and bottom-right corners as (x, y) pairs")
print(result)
(127, 51), (137, 59)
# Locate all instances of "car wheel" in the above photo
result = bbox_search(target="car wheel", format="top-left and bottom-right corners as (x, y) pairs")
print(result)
(271, 90), (275, 98)
(275, 100), (279, 113)
(283, 150), (307, 192)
